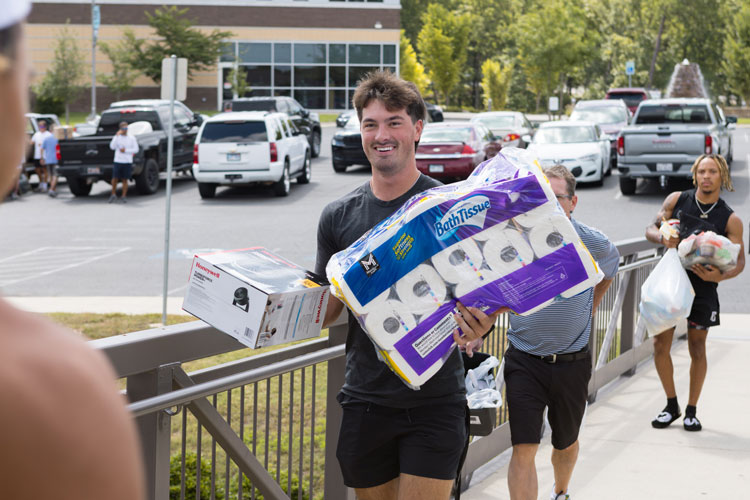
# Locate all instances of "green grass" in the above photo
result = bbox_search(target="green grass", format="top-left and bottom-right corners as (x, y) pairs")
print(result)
(317, 113), (338, 123)
(738, 117), (750, 125)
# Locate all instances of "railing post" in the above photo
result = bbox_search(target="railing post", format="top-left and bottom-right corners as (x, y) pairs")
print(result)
(324, 323), (355, 500)
(127, 364), (175, 500)
(621, 260), (638, 376)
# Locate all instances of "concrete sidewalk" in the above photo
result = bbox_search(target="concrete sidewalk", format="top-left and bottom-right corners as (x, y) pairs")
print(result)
(463, 313), (750, 500)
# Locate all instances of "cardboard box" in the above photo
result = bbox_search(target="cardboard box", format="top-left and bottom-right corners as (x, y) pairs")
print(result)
(183, 247), (330, 349)
(53, 125), (74, 140)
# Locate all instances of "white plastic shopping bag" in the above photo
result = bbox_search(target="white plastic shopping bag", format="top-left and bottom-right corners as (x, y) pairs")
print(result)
(465, 356), (503, 409)
(639, 248), (695, 337)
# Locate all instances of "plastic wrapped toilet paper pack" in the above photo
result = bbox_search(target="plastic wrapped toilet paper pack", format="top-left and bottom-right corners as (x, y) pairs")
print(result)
(327, 147), (604, 389)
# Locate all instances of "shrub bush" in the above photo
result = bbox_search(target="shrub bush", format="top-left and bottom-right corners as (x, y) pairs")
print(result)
(170, 453), (224, 500)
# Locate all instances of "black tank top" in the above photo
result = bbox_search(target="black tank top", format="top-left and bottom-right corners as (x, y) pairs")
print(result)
(673, 189), (734, 292)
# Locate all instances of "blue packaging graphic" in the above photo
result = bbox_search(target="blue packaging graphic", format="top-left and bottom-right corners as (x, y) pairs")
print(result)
(326, 148), (603, 389)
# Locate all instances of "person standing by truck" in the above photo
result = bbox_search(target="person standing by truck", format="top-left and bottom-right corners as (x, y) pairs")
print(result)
(108, 121), (138, 203)
(29, 119), (51, 192)
(645, 154), (745, 432)
(40, 122), (60, 197)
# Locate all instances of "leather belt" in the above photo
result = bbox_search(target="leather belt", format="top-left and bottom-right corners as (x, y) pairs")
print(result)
(514, 346), (589, 364)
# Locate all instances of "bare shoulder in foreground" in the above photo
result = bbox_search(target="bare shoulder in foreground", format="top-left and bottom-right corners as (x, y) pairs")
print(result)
(0, 299), (145, 500)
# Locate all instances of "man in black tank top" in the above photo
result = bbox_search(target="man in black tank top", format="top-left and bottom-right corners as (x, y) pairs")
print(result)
(645, 154), (745, 432)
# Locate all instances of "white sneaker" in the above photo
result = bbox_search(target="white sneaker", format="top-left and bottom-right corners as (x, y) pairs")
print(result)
(550, 486), (571, 500)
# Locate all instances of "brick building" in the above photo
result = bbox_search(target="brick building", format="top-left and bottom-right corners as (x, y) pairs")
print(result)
(26, 0), (401, 112)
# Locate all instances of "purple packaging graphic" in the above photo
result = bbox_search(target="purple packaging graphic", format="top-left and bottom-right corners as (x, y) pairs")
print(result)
(326, 148), (603, 389)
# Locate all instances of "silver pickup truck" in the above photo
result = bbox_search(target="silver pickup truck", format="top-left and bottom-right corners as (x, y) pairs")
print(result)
(616, 98), (737, 195)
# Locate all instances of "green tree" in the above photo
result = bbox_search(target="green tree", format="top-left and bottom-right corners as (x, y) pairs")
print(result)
(723, 1), (750, 103)
(227, 65), (252, 98)
(35, 22), (85, 124)
(417, 3), (471, 106)
(99, 37), (141, 101)
(399, 31), (430, 96)
(481, 59), (512, 110)
(121, 6), (234, 84)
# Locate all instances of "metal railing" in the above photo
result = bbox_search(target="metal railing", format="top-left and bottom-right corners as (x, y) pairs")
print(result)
(92, 237), (671, 500)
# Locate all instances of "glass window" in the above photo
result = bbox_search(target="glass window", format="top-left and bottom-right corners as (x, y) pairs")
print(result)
(200, 121), (268, 143)
(383, 44), (396, 65)
(244, 65), (271, 87)
(294, 66), (326, 87)
(294, 43), (326, 64)
(330, 44), (346, 64)
(349, 66), (379, 86)
(248, 88), (272, 97)
(329, 67), (347, 87)
(329, 90), (348, 110)
(421, 126), (474, 144)
(274, 66), (291, 87)
(100, 110), (161, 135)
(274, 43), (291, 63)
(635, 105), (711, 125)
(383, 66), (396, 75)
(294, 90), (325, 109)
(275, 99), (290, 114)
(274, 89), (291, 97)
(288, 99), (304, 116)
(349, 44), (380, 64)
(239, 43), (271, 63)
(219, 42), (235, 62)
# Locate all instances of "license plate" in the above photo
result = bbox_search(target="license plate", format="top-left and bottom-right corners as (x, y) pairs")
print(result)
(656, 162), (672, 172)
(87, 167), (101, 174)
(227, 153), (240, 162)
(428, 164), (444, 173)
(225, 174), (242, 181)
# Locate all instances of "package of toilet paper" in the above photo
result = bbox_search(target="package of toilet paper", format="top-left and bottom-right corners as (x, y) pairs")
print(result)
(326, 147), (604, 389)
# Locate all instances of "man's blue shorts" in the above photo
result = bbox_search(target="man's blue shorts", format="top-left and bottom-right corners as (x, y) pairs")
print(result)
(113, 162), (133, 180)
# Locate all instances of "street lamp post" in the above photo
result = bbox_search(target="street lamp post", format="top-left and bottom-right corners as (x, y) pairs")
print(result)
(90, 0), (99, 120)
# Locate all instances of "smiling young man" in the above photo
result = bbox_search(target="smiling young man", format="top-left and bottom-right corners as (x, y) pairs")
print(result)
(645, 154), (745, 432)
(315, 71), (497, 500)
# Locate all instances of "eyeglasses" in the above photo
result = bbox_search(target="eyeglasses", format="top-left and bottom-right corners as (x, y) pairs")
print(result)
(555, 194), (573, 200)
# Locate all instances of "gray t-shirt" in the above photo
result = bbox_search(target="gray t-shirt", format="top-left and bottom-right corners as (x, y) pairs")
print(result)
(315, 174), (466, 408)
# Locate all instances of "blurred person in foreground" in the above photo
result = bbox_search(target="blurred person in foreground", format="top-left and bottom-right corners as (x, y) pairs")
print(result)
(0, 2), (145, 498)
(645, 154), (744, 432)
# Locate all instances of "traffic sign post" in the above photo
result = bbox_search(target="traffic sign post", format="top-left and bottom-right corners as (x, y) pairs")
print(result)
(89, 1), (100, 120)
(626, 60), (635, 88)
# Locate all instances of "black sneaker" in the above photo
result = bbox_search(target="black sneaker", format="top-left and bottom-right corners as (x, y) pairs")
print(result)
(683, 416), (702, 431)
(652, 407), (681, 428)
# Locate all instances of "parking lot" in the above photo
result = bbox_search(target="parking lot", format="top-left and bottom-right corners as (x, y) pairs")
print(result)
(2, 124), (748, 313)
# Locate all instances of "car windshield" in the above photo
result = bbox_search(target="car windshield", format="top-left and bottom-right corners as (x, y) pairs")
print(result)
(606, 92), (645, 108)
(420, 127), (472, 143)
(344, 115), (360, 130)
(200, 121), (268, 143)
(635, 105), (711, 124)
(570, 107), (627, 124)
(99, 110), (161, 135)
(534, 126), (595, 144)
(231, 100), (276, 112)
(476, 115), (516, 129)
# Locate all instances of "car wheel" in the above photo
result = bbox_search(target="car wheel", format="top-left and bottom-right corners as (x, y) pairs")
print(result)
(135, 158), (160, 195)
(606, 156), (614, 176)
(198, 182), (217, 199)
(333, 160), (347, 173)
(619, 175), (636, 195)
(297, 150), (312, 184)
(310, 129), (321, 158)
(273, 160), (291, 197)
(68, 176), (92, 197)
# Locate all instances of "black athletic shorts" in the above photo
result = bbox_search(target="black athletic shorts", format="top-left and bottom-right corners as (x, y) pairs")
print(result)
(112, 162), (133, 180)
(688, 273), (720, 328)
(503, 344), (591, 450)
(335, 393), (469, 488)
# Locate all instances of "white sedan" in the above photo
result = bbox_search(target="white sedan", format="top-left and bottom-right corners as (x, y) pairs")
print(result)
(525, 121), (610, 186)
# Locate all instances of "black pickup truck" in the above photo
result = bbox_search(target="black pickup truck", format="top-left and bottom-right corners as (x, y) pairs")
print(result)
(58, 99), (202, 197)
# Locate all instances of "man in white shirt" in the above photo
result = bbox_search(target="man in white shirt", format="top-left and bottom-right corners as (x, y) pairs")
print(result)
(108, 121), (139, 203)
(29, 119), (51, 192)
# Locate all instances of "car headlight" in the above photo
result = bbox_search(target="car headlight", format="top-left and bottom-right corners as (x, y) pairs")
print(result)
(331, 137), (345, 147)
(580, 154), (598, 162)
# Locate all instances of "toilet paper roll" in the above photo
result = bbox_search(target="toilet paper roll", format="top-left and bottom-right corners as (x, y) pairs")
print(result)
(527, 213), (580, 259)
(432, 239), (484, 284)
(363, 299), (417, 350)
(395, 264), (448, 317)
(483, 228), (534, 276)
(512, 202), (555, 228)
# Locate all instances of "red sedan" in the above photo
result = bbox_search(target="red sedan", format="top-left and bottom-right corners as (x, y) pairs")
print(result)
(416, 122), (502, 180)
